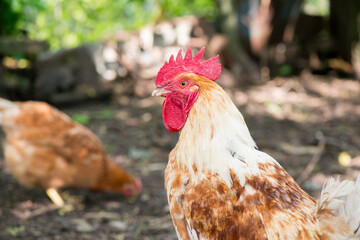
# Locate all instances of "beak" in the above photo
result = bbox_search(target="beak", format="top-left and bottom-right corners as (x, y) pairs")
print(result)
(152, 87), (170, 97)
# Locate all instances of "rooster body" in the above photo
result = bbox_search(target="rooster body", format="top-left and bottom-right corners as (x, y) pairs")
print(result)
(153, 48), (360, 240)
(0, 98), (142, 204)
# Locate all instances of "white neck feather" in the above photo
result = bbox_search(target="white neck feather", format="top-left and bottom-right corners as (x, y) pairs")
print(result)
(174, 85), (273, 186)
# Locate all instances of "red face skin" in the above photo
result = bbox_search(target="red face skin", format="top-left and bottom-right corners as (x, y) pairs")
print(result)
(122, 178), (143, 197)
(159, 77), (200, 132)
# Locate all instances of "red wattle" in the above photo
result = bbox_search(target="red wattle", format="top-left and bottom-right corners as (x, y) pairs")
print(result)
(162, 95), (187, 132)
(162, 91), (199, 132)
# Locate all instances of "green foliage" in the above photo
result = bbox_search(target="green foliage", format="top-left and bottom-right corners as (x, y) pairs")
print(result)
(4, 226), (25, 237)
(1, 0), (217, 50)
(264, 100), (283, 116)
(100, 108), (114, 119)
(0, 0), (47, 36)
(302, 0), (329, 16)
(71, 113), (90, 125)
(336, 124), (347, 134)
(1, 72), (31, 94)
(278, 64), (292, 76)
(158, 0), (217, 20)
(0, 1), (20, 36)
(58, 209), (66, 216)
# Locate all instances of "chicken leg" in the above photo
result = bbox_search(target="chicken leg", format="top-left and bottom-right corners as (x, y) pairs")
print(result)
(46, 188), (64, 207)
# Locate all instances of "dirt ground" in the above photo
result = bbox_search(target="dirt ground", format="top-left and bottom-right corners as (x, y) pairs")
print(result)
(1, 72), (360, 239)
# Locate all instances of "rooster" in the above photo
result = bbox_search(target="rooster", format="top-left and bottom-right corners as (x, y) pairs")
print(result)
(0, 98), (142, 206)
(152, 47), (360, 239)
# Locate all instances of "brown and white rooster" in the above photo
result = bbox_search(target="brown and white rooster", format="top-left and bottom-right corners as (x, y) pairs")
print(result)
(152, 47), (360, 240)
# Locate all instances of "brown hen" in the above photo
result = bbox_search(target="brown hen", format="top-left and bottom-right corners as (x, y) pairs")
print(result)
(0, 98), (142, 206)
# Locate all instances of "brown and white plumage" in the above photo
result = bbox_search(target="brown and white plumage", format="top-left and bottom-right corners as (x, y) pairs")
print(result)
(153, 48), (360, 240)
(0, 98), (142, 206)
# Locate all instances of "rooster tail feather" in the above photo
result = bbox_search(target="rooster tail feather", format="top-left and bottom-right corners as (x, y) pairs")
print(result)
(317, 176), (360, 236)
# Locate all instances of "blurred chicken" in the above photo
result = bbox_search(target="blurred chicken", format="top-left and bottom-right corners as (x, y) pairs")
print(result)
(0, 98), (142, 206)
(152, 47), (360, 239)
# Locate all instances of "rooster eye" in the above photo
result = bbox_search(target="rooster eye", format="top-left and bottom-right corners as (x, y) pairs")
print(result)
(180, 81), (187, 87)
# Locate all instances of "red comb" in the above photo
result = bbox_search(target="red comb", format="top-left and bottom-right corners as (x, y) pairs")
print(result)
(155, 46), (221, 87)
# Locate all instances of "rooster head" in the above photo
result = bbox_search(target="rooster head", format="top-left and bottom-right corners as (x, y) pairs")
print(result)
(152, 46), (221, 132)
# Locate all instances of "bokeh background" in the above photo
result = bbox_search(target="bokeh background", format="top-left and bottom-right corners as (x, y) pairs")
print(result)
(0, 0), (360, 239)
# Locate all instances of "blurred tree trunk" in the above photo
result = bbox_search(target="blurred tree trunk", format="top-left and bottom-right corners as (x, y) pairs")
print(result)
(235, 0), (302, 54)
(330, 0), (360, 62)
(215, 0), (304, 81)
(330, 0), (360, 78)
(0, 2), (4, 93)
(0, 3), (3, 36)
(215, 0), (261, 83)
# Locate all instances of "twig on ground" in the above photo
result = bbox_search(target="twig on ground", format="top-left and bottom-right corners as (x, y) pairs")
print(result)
(11, 204), (61, 219)
(297, 136), (326, 185)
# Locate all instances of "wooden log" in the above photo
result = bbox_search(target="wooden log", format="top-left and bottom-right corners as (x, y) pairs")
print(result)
(0, 37), (49, 56)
